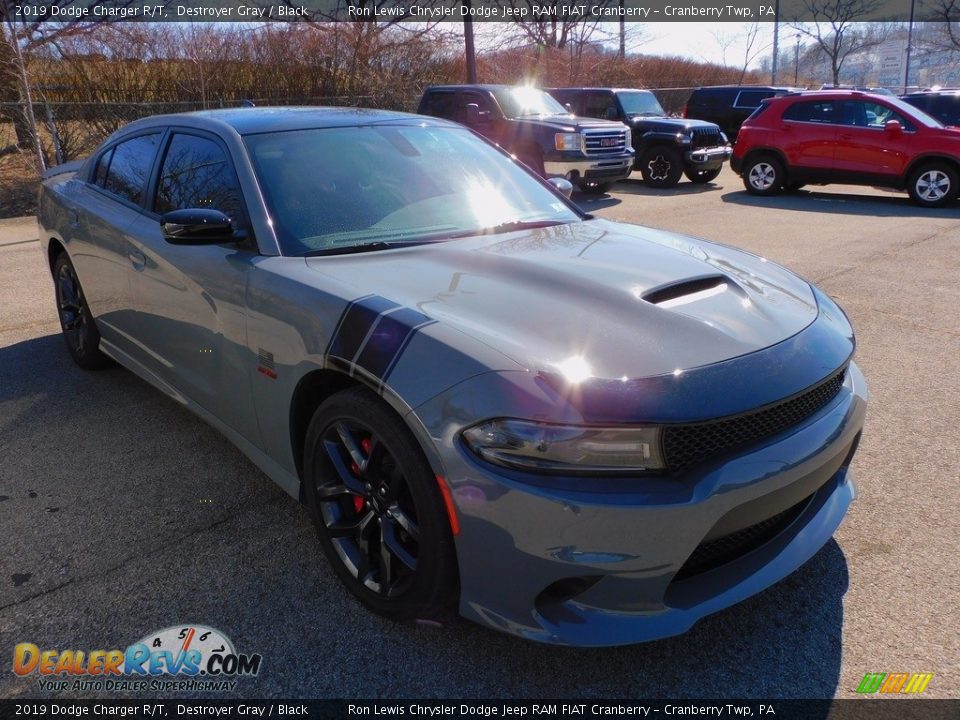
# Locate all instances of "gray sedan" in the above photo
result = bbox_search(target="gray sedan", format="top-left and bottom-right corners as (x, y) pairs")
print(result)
(37, 107), (867, 646)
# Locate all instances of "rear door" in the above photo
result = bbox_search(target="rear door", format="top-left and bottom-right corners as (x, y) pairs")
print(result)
(74, 132), (162, 356)
(124, 129), (261, 441)
(779, 99), (838, 173)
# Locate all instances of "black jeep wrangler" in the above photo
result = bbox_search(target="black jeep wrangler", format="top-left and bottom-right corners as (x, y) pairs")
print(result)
(417, 85), (634, 193)
(549, 88), (732, 187)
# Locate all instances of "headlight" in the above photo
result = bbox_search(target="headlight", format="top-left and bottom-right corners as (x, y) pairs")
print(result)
(624, 127), (632, 148)
(462, 419), (665, 474)
(677, 132), (692, 144)
(720, 131), (729, 144)
(555, 133), (583, 152)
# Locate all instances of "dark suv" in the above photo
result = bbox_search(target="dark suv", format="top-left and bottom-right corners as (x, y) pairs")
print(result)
(417, 85), (634, 193)
(901, 90), (960, 127)
(684, 85), (794, 139)
(548, 88), (731, 187)
(731, 90), (960, 207)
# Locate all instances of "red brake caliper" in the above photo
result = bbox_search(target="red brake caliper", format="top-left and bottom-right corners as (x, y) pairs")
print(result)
(352, 437), (374, 513)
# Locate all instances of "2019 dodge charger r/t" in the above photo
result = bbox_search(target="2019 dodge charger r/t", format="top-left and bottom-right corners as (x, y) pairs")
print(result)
(39, 107), (867, 646)
(732, 90), (960, 207)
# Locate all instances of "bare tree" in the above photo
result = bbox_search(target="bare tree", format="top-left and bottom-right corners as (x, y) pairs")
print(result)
(711, 21), (769, 82)
(789, 0), (888, 85)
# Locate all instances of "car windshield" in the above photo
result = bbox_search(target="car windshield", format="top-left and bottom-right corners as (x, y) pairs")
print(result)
(244, 124), (581, 256)
(883, 96), (943, 128)
(618, 91), (665, 116)
(493, 87), (570, 118)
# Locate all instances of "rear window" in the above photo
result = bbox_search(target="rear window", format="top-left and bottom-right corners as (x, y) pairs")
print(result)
(100, 133), (160, 206)
(782, 101), (835, 123)
(734, 91), (777, 109)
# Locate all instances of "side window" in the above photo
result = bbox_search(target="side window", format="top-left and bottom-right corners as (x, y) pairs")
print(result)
(864, 102), (915, 131)
(782, 101), (835, 123)
(154, 133), (243, 222)
(584, 92), (618, 120)
(93, 148), (113, 186)
(102, 133), (160, 205)
(455, 92), (495, 123)
(421, 92), (454, 119)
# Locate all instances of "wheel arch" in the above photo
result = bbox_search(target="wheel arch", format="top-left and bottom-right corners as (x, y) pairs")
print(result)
(903, 154), (960, 187)
(289, 368), (362, 499)
(742, 147), (790, 175)
(47, 237), (66, 276)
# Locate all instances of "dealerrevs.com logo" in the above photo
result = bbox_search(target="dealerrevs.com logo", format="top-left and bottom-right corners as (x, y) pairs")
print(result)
(13, 625), (262, 692)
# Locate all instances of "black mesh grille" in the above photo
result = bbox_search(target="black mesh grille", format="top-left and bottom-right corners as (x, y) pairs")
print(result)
(662, 369), (846, 474)
(690, 127), (724, 149)
(674, 494), (812, 580)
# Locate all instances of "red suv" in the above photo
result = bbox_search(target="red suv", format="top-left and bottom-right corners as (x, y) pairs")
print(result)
(731, 90), (960, 207)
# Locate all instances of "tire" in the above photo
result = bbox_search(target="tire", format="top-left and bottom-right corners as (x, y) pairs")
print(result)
(303, 386), (458, 621)
(53, 252), (114, 370)
(639, 146), (684, 188)
(516, 147), (545, 177)
(578, 181), (612, 194)
(742, 155), (785, 196)
(684, 167), (722, 184)
(907, 162), (958, 208)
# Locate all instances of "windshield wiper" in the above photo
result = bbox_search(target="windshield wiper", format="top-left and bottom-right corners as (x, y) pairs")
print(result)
(303, 240), (429, 257)
(444, 219), (570, 240)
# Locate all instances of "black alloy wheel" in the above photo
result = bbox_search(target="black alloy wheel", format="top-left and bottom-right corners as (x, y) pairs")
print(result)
(53, 252), (114, 370)
(304, 387), (458, 620)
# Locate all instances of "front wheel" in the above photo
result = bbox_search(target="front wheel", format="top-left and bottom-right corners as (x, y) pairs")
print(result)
(684, 167), (722, 184)
(742, 156), (784, 196)
(53, 252), (114, 370)
(908, 162), (958, 208)
(639, 147), (683, 188)
(303, 386), (458, 621)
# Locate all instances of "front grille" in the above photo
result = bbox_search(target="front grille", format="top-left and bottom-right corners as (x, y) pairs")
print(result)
(690, 127), (724, 149)
(584, 130), (627, 156)
(673, 493), (812, 580)
(662, 369), (847, 474)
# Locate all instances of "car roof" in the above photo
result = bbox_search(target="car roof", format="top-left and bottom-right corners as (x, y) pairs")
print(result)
(768, 90), (895, 102)
(548, 88), (655, 93)
(114, 106), (457, 136)
(424, 84), (516, 93)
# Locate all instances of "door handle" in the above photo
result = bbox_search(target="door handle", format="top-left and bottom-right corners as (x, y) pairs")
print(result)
(68, 210), (80, 228)
(839, 133), (854, 140)
(128, 248), (146, 269)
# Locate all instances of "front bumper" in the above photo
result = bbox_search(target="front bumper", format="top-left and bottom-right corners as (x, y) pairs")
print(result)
(543, 155), (634, 185)
(417, 359), (866, 646)
(685, 145), (733, 170)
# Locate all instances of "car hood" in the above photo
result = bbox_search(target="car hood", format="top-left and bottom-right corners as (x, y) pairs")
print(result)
(627, 117), (719, 133)
(304, 219), (818, 379)
(513, 114), (626, 133)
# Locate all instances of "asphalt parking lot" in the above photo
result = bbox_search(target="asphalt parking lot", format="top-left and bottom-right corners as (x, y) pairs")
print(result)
(1, 165), (958, 700)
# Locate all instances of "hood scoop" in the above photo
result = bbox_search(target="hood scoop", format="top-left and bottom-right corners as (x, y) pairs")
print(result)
(643, 275), (735, 309)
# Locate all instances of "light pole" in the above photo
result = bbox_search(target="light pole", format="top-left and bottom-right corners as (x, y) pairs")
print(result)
(771, 0), (780, 84)
(794, 33), (800, 85)
(903, 0), (916, 94)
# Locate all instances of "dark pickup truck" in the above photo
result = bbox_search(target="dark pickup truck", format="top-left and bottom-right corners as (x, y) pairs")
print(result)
(549, 87), (732, 187)
(417, 85), (634, 193)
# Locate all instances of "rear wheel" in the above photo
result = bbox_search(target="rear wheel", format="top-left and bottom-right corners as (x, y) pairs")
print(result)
(684, 167), (722, 184)
(742, 156), (784, 196)
(907, 162), (958, 208)
(640, 147), (683, 188)
(303, 387), (458, 621)
(53, 252), (114, 370)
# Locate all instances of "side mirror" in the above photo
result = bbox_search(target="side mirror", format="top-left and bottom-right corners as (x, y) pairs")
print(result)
(161, 208), (235, 245)
(547, 177), (574, 199)
(564, 103), (574, 114)
(465, 103), (480, 126)
(885, 119), (903, 136)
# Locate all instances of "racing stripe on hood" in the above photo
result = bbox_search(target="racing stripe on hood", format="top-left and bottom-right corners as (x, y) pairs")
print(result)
(326, 295), (435, 390)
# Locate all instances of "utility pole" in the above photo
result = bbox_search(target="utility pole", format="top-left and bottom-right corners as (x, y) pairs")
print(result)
(463, 0), (477, 83)
(903, 0), (915, 94)
(771, 0), (780, 84)
(795, 33), (800, 85)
